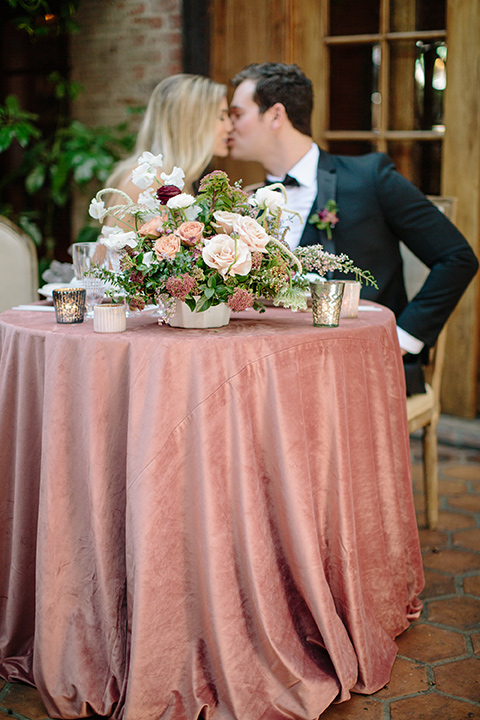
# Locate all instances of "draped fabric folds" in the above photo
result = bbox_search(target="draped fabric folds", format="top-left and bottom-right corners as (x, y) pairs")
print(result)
(0, 305), (423, 719)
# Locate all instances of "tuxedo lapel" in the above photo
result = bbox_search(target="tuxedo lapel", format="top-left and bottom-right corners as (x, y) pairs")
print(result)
(299, 152), (337, 253)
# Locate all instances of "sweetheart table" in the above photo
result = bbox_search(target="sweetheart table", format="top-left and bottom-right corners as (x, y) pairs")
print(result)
(0, 303), (424, 720)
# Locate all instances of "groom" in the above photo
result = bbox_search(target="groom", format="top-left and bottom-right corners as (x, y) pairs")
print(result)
(228, 62), (478, 394)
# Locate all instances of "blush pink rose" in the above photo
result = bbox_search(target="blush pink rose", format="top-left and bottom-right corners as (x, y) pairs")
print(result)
(212, 211), (241, 235)
(232, 216), (269, 253)
(175, 221), (205, 247)
(154, 233), (181, 259)
(139, 214), (167, 238)
(202, 234), (252, 278)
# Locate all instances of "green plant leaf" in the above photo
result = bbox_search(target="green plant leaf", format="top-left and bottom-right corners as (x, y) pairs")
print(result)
(195, 295), (213, 312)
(25, 165), (46, 194)
(0, 127), (15, 152)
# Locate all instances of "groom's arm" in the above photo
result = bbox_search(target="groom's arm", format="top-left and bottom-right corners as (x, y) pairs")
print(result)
(374, 153), (478, 348)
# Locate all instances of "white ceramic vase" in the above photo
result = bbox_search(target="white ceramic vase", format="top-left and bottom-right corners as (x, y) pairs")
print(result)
(167, 301), (231, 329)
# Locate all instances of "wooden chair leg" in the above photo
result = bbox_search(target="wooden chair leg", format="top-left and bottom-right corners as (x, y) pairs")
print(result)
(423, 422), (439, 530)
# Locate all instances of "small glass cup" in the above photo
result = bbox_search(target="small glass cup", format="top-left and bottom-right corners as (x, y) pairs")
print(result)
(340, 281), (361, 318)
(310, 280), (345, 327)
(52, 287), (86, 324)
(72, 242), (108, 318)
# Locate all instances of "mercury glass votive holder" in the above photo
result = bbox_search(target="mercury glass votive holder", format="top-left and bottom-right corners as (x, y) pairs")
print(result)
(340, 280), (361, 318)
(310, 280), (345, 327)
(52, 287), (86, 324)
(93, 303), (127, 333)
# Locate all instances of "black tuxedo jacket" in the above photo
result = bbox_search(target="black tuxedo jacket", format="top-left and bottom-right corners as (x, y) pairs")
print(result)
(299, 150), (478, 350)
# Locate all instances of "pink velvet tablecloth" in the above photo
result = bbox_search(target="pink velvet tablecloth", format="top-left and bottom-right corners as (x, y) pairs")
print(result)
(0, 303), (424, 720)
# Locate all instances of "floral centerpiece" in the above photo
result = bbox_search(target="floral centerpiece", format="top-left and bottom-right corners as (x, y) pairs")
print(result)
(88, 152), (376, 319)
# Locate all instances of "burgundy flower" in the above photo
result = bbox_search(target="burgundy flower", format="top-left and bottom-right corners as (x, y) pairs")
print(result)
(156, 185), (182, 205)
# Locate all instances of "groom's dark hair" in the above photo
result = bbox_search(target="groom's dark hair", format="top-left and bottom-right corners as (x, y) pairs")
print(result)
(231, 62), (313, 136)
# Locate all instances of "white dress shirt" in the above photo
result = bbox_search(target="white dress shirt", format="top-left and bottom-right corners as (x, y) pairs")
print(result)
(266, 143), (319, 251)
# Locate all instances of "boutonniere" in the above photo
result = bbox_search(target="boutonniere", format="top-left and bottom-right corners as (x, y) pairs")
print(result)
(308, 199), (339, 240)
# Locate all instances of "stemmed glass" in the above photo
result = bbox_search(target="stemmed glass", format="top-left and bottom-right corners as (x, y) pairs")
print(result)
(72, 242), (108, 318)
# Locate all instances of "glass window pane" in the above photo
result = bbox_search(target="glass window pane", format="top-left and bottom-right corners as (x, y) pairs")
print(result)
(388, 40), (446, 131)
(330, 45), (378, 131)
(388, 140), (442, 195)
(390, 0), (446, 32)
(330, 0), (379, 35)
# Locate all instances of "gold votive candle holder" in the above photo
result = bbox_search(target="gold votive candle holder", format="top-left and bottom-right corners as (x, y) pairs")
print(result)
(340, 281), (361, 318)
(310, 280), (345, 327)
(93, 303), (126, 333)
(52, 287), (86, 324)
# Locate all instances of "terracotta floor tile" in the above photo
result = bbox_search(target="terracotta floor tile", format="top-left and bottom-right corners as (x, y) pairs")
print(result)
(447, 494), (480, 513)
(434, 657), (480, 703)
(453, 528), (480, 551)
(438, 478), (469, 495)
(427, 596), (480, 631)
(464, 575), (480, 596)
(0, 682), (51, 720)
(390, 693), (480, 719)
(439, 450), (463, 462)
(372, 657), (428, 699)
(316, 693), (382, 719)
(395, 623), (466, 663)
(420, 569), (456, 599)
(442, 464), (480, 482)
(436, 511), (476, 531)
(418, 529), (449, 552)
(472, 632), (480, 655)
(422, 548), (480, 574)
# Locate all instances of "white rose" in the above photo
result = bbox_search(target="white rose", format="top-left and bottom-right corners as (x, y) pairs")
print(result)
(202, 234), (252, 278)
(212, 211), (241, 235)
(232, 215), (270, 253)
(166, 193), (196, 210)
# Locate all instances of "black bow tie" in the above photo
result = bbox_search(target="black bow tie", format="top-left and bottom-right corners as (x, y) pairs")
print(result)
(281, 174), (300, 187)
(265, 174), (300, 188)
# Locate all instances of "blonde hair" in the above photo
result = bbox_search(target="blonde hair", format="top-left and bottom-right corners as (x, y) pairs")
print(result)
(108, 74), (227, 193)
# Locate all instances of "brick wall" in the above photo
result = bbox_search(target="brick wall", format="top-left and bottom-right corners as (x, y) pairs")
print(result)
(70, 0), (183, 127)
(69, 0), (183, 235)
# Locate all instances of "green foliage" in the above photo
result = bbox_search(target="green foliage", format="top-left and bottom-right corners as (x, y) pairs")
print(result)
(0, 95), (41, 151)
(6, 0), (81, 37)
(0, 73), (136, 261)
